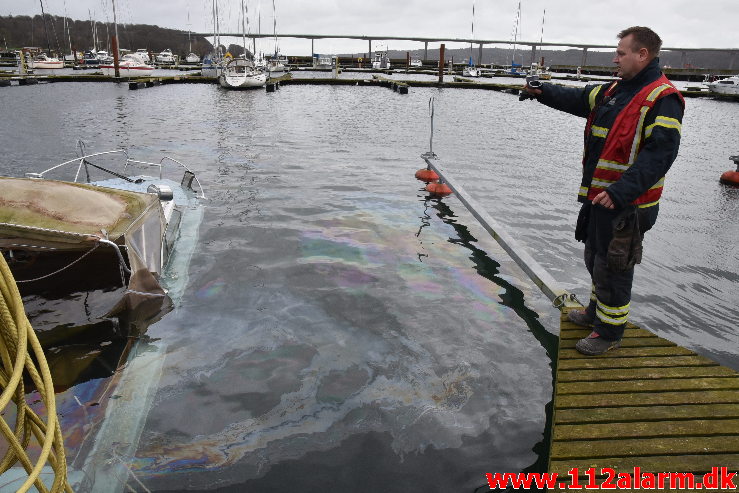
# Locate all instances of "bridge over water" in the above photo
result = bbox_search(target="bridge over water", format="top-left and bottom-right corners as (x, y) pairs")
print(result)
(197, 32), (738, 69)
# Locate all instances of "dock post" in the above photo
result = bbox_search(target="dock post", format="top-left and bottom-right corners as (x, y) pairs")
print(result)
(438, 44), (445, 84)
(478, 43), (483, 66)
(424, 41), (428, 62)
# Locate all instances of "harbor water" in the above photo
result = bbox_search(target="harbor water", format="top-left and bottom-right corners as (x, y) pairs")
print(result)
(0, 75), (737, 491)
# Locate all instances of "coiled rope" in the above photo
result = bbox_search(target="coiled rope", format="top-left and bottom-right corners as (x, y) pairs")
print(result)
(0, 254), (73, 493)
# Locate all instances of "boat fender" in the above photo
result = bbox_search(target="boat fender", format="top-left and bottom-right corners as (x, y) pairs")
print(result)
(147, 184), (174, 200)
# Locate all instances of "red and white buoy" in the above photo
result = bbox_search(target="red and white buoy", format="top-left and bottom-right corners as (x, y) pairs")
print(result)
(720, 155), (739, 187)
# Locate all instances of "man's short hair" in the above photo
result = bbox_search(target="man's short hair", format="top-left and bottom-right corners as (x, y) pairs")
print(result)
(618, 26), (662, 57)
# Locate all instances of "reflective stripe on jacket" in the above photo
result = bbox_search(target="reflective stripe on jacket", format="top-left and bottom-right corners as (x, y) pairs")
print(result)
(584, 75), (685, 207)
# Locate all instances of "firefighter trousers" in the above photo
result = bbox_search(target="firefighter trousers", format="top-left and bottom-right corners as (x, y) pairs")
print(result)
(581, 203), (657, 341)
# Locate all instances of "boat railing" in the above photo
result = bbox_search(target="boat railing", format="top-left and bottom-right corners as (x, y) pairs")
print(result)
(29, 149), (206, 199)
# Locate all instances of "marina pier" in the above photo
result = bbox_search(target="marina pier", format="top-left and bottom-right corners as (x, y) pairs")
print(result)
(421, 157), (739, 490)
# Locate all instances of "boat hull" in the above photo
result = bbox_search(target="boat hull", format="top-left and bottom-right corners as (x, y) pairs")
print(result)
(29, 60), (64, 69)
(219, 73), (267, 89)
(101, 65), (154, 77)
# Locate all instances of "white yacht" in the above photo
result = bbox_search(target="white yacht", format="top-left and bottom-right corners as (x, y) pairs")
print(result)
(372, 51), (391, 70)
(135, 48), (151, 63)
(707, 75), (739, 96)
(267, 53), (288, 73)
(27, 53), (64, 70)
(219, 57), (266, 89)
(101, 53), (154, 77)
(155, 49), (176, 65)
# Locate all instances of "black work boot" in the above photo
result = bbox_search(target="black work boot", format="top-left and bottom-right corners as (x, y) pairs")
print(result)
(575, 331), (621, 356)
(567, 309), (594, 327)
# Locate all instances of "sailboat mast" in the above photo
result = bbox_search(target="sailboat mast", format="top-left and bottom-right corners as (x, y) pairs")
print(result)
(470, 0), (474, 61)
(214, 0), (220, 56)
(38, 0), (52, 55)
(539, 8), (546, 44)
(512, 1), (521, 66)
(63, 0), (72, 55)
(272, 0), (277, 55)
(211, 0), (217, 53)
(187, 7), (192, 53)
(241, 0), (247, 57)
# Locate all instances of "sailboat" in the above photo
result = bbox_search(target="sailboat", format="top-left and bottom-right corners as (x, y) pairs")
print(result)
(202, 0), (223, 77)
(462, 0), (479, 77)
(266, 0), (287, 73)
(219, 0), (267, 89)
(29, 0), (64, 71)
(185, 6), (200, 64)
(529, 9), (552, 80)
(507, 1), (526, 76)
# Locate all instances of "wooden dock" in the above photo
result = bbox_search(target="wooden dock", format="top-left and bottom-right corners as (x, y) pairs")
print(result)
(2, 71), (736, 101)
(549, 307), (739, 490)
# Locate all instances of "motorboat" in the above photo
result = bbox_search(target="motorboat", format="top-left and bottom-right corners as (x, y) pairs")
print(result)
(707, 75), (739, 96)
(185, 52), (200, 64)
(101, 53), (154, 77)
(97, 50), (114, 64)
(267, 53), (288, 73)
(63, 51), (83, 63)
(135, 48), (151, 63)
(80, 50), (101, 66)
(0, 147), (205, 491)
(410, 59), (423, 68)
(372, 51), (391, 70)
(528, 62), (552, 80)
(219, 57), (267, 89)
(1, 147), (205, 333)
(155, 49), (176, 65)
(27, 53), (64, 70)
(312, 53), (335, 69)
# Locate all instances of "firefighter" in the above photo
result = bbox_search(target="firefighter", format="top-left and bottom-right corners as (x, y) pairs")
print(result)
(522, 26), (684, 355)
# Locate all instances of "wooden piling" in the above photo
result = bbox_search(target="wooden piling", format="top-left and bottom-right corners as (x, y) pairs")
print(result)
(438, 44), (445, 84)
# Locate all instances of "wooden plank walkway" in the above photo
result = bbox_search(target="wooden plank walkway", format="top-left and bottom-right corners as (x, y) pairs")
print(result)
(549, 308), (739, 491)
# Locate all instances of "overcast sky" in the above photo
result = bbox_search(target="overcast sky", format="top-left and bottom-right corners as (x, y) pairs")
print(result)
(2, 0), (738, 56)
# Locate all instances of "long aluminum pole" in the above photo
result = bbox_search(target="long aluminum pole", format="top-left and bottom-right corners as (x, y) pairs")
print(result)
(422, 156), (581, 309)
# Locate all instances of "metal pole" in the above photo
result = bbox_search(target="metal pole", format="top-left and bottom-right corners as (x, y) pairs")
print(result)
(421, 157), (580, 309)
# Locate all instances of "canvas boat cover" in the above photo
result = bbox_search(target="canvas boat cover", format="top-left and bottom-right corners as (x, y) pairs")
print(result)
(0, 177), (161, 251)
(1, 177), (171, 330)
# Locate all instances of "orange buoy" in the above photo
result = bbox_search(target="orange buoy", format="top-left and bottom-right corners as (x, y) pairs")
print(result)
(720, 170), (739, 186)
(415, 168), (439, 182)
(426, 182), (452, 197)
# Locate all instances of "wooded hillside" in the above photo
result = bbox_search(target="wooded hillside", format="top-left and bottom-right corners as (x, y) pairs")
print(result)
(0, 14), (212, 57)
